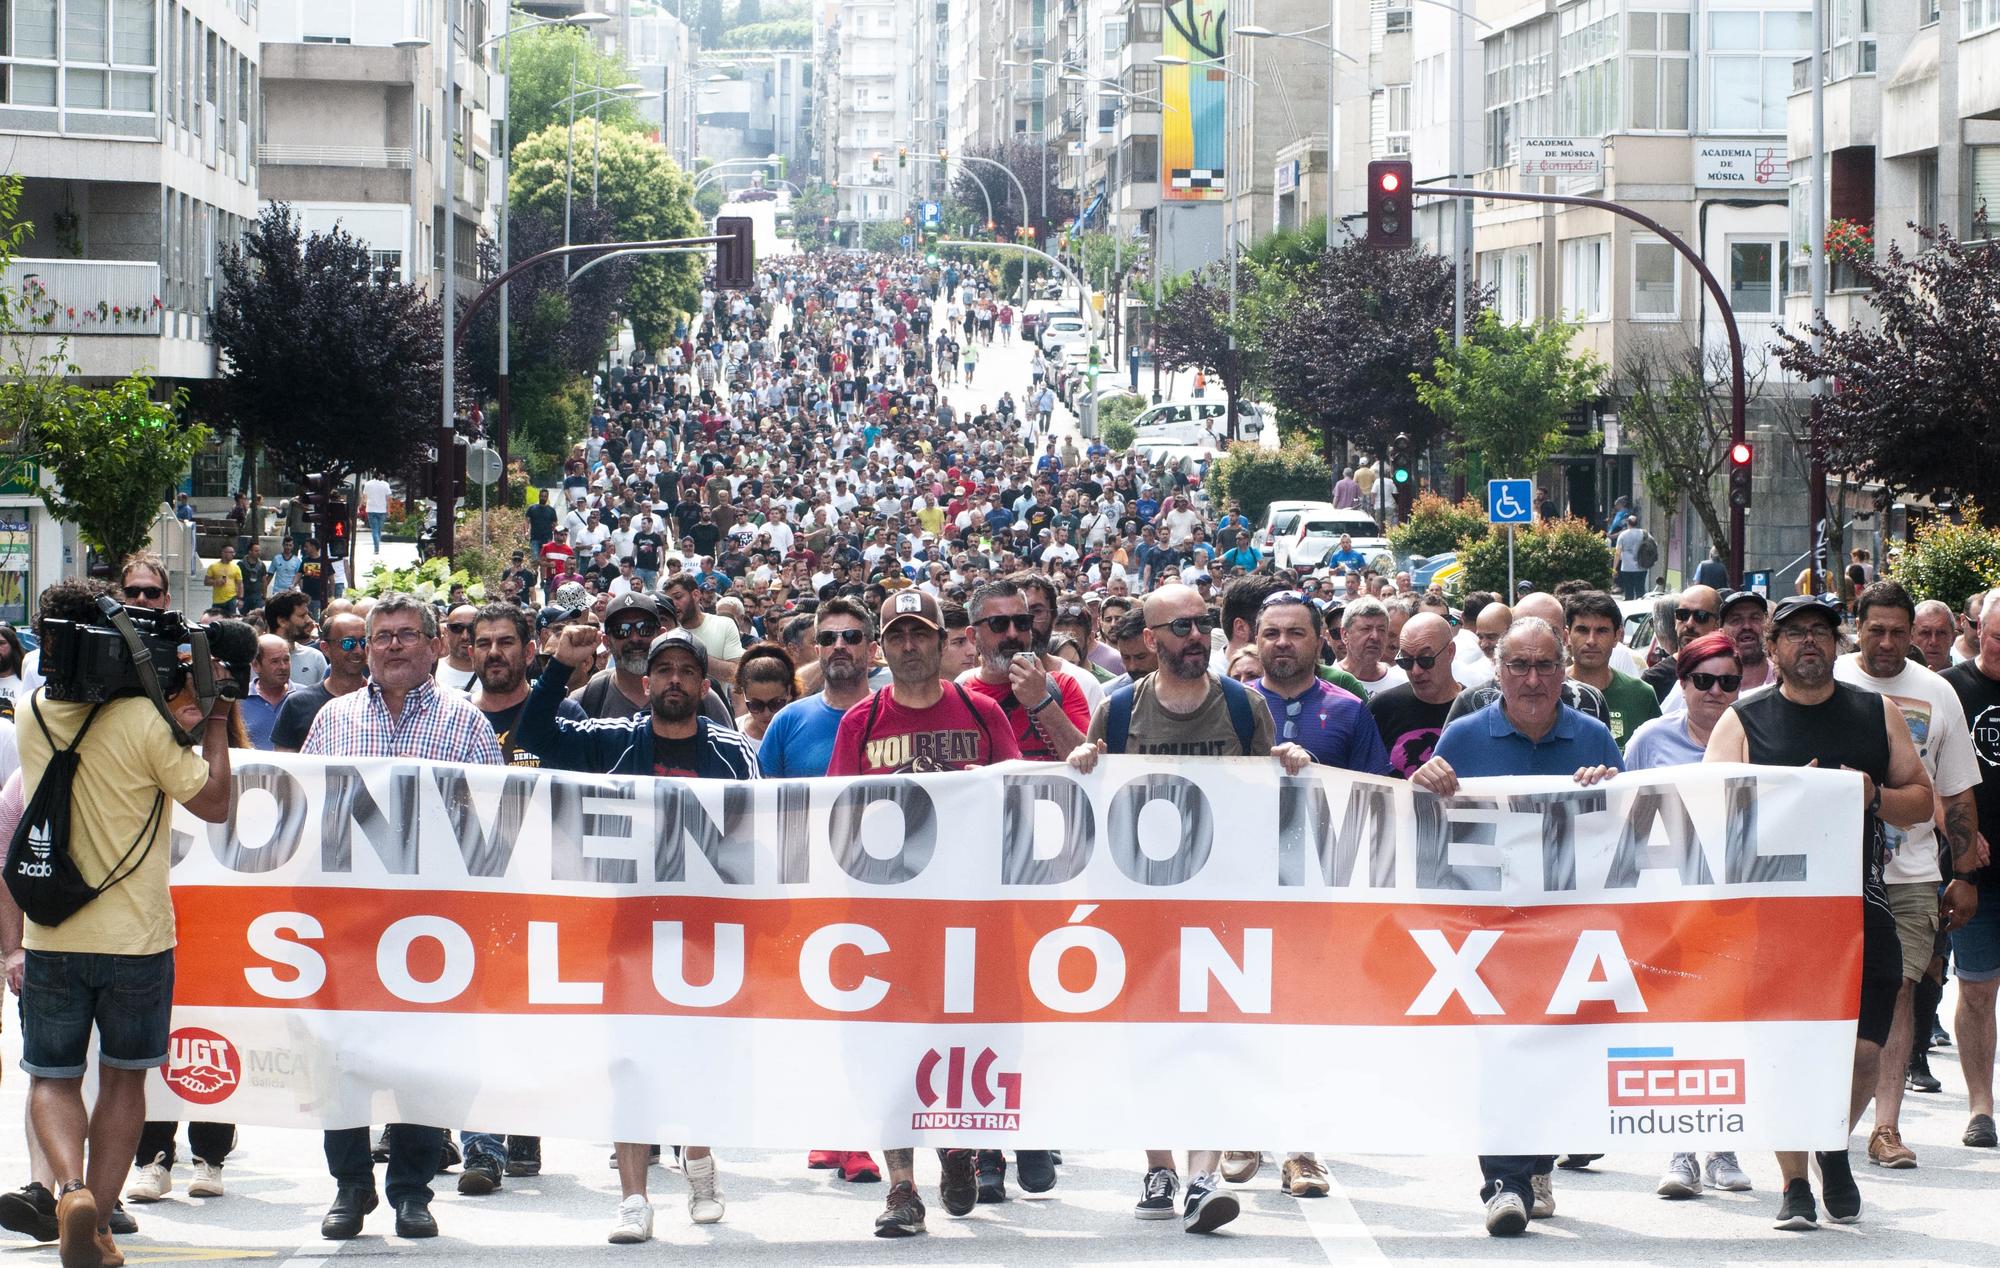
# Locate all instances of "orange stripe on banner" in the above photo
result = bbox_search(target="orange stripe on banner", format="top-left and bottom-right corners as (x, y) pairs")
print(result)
(169, 888), (1862, 1027)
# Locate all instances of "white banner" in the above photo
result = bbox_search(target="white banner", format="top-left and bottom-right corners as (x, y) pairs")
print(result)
(146, 756), (1864, 1152)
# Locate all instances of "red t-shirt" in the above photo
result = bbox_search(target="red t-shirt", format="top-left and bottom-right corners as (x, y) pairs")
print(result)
(827, 683), (1020, 775)
(957, 672), (1090, 762)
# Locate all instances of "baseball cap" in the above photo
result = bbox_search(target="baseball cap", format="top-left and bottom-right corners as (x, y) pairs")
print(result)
(604, 592), (660, 622)
(1720, 589), (1770, 617)
(536, 604), (580, 631)
(880, 588), (944, 633)
(1771, 594), (1841, 628)
(646, 627), (710, 676)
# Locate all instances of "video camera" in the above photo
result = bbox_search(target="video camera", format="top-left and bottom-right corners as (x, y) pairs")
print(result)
(38, 597), (233, 745)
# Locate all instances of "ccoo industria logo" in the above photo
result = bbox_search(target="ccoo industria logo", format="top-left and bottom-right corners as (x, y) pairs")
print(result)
(1605, 1046), (1746, 1136)
(912, 1046), (1021, 1131)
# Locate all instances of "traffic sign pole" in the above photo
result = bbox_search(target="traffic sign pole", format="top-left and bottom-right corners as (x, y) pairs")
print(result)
(1508, 524), (1515, 598)
(1487, 478), (1535, 596)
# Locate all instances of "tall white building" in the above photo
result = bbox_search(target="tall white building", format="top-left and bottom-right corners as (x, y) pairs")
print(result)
(818, 0), (917, 226)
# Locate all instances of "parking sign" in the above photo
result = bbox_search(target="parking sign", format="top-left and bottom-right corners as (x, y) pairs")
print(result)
(1488, 479), (1534, 525)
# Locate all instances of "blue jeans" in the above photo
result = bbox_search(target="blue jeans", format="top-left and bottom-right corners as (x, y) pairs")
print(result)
(462, 1131), (505, 1163)
(325, 1124), (442, 1205)
(1479, 1154), (1552, 1206)
(366, 511), (386, 552)
(21, 949), (174, 1078)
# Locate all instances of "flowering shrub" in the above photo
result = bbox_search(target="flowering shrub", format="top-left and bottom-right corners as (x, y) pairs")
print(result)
(1825, 218), (1874, 265)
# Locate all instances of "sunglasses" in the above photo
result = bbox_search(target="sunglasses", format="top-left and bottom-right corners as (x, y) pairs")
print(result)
(1686, 671), (1743, 692)
(743, 696), (790, 714)
(608, 619), (661, 640)
(1394, 651), (1443, 671)
(336, 636), (368, 652)
(978, 614), (1037, 635)
(124, 585), (165, 601)
(816, 629), (868, 646)
(444, 622), (474, 636)
(1260, 589), (1310, 609)
(1675, 608), (1719, 625)
(1149, 614), (1218, 639)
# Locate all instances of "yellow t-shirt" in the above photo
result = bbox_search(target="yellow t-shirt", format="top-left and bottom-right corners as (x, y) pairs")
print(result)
(205, 561), (241, 605)
(16, 692), (210, 955)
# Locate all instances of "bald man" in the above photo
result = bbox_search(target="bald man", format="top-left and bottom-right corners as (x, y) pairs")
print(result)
(1368, 613), (1464, 778)
(1473, 602), (1512, 664)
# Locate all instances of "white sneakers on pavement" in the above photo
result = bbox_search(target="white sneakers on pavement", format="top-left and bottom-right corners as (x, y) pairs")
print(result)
(1658, 1153), (1703, 1198)
(126, 1155), (172, 1203)
(608, 1194), (654, 1244)
(1529, 1172), (1556, 1219)
(1484, 1190), (1528, 1236)
(187, 1162), (225, 1198)
(685, 1154), (725, 1225)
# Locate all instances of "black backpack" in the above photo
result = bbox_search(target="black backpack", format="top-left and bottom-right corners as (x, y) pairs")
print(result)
(5, 696), (165, 927)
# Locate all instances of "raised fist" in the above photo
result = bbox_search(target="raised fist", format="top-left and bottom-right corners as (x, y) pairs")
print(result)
(554, 622), (603, 669)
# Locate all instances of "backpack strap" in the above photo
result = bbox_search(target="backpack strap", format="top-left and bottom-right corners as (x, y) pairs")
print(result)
(949, 682), (995, 759)
(856, 688), (887, 753)
(1104, 684), (1136, 755)
(1216, 674), (1256, 754)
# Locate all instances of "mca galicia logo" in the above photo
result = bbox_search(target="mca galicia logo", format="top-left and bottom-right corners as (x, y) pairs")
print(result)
(164, 1027), (241, 1106)
(1606, 1046), (1745, 1136)
(912, 1046), (1021, 1131)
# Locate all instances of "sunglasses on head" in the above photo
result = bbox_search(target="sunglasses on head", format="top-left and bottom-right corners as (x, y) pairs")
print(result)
(1676, 607), (1718, 624)
(124, 585), (165, 601)
(1149, 614), (1218, 639)
(1686, 671), (1742, 692)
(1394, 651), (1442, 671)
(816, 629), (868, 646)
(978, 614), (1037, 635)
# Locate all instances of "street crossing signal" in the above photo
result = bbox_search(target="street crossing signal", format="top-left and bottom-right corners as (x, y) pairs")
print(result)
(872, 153), (883, 173)
(1367, 160), (1413, 250)
(325, 492), (351, 560)
(715, 215), (755, 290)
(1728, 440), (1754, 509)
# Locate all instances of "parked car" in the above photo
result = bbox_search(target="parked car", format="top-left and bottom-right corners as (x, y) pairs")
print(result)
(1281, 509), (1392, 570)
(1039, 315), (1090, 352)
(1259, 500), (1336, 556)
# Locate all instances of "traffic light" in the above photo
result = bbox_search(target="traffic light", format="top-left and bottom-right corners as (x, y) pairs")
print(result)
(302, 472), (330, 545)
(325, 491), (351, 560)
(872, 153), (883, 174)
(1367, 159), (1413, 250)
(715, 215), (755, 289)
(1392, 432), (1413, 485)
(1728, 440), (1754, 509)
(898, 146), (908, 169)
(938, 147), (949, 174)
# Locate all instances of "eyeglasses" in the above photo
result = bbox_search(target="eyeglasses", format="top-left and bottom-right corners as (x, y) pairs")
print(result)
(444, 622), (474, 636)
(1500, 658), (1563, 678)
(123, 585), (165, 601)
(1686, 671), (1743, 692)
(1149, 614), (1218, 639)
(743, 696), (790, 714)
(1394, 651), (1442, 671)
(1675, 608), (1718, 625)
(978, 614), (1037, 635)
(1777, 624), (1835, 644)
(816, 629), (868, 647)
(608, 619), (660, 640)
(336, 636), (368, 652)
(371, 629), (428, 648)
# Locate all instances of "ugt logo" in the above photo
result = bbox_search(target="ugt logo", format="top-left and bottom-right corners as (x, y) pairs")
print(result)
(164, 1027), (241, 1106)
(912, 1046), (1021, 1132)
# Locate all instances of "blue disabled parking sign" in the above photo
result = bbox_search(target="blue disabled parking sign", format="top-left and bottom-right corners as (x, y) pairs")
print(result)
(900, 234), (913, 249)
(1488, 479), (1534, 525)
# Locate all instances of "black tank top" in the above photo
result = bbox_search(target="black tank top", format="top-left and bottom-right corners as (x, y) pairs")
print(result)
(1734, 681), (1892, 909)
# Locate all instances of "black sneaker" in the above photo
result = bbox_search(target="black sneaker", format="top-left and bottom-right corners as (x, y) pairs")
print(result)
(0, 1181), (57, 1242)
(107, 1201), (137, 1236)
(1907, 1051), (1943, 1094)
(1134, 1167), (1178, 1220)
(456, 1152), (502, 1196)
(937, 1149), (978, 1216)
(1773, 1178), (1818, 1230)
(1965, 1113), (1998, 1148)
(504, 1136), (542, 1178)
(1016, 1150), (1057, 1194)
(975, 1151), (1007, 1204)
(438, 1134), (461, 1174)
(1815, 1150), (1860, 1223)
(873, 1181), (926, 1238)
(1182, 1177), (1240, 1234)
(1555, 1154), (1600, 1170)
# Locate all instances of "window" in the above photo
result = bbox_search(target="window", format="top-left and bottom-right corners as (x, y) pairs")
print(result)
(1484, 18), (1553, 168)
(1386, 5), (1412, 33)
(1970, 0), (1999, 32)
(1727, 239), (1787, 314)
(1631, 237), (1679, 318)
(1559, 0), (1620, 137)
(1918, 152), (1940, 230)
(1478, 247), (1537, 322)
(1104, 18), (1125, 53)
(1969, 147), (2000, 238)
(1124, 133), (1158, 182)
(1385, 83), (1411, 155)
(1129, 3), (1162, 42)
(1925, 0), (1941, 26)
(1561, 234), (1610, 320)
(1831, 0), (1875, 77)
(1626, 11), (1690, 131)
(1709, 11), (1809, 133)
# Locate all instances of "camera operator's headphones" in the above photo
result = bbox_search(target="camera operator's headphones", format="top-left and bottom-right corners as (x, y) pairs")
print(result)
(95, 596), (220, 748)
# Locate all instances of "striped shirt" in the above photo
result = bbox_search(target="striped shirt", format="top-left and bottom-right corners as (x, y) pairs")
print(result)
(300, 678), (503, 766)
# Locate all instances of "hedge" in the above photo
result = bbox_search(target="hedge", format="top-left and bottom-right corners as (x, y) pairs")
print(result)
(1388, 493), (1490, 558)
(1208, 444), (1332, 523)
(1455, 515), (1615, 595)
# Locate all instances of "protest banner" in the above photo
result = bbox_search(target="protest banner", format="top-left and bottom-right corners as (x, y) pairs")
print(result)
(149, 756), (1862, 1153)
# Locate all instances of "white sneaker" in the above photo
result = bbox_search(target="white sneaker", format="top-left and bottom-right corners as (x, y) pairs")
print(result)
(1484, 1190), (1528, 1235)
(1705, 1152), (1753, 1192)
(1529, 1172), (1556, 1219)
(608, 1194), (654, 1244)
(187, 1162), (225, 1198)
(684, 1154), (724, 1225)
(126, 1154), (172, 1203)
(1657, 1152), (1703, 1198)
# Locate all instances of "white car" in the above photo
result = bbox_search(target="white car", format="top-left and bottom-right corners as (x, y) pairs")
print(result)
(1259, 500), (1336, 556)
(1039, 316), (1090, 352)
(1282, 510), (1392, 570)
(1131, 398), (1276, 446)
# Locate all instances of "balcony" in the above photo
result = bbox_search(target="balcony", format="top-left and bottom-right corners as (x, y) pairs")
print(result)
(1011, 79), (1044, 103)
(258, 144), (414, 169)
(6, 260), (164, 337)
(1012, 26), (1045, 51)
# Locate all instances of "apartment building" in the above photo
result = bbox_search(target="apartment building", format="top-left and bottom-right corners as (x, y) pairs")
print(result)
(816, 0), (914, 225)
(623, 2), (696, 170)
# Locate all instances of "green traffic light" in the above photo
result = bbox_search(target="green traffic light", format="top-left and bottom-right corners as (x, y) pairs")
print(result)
(1394, 468), (1410, 484)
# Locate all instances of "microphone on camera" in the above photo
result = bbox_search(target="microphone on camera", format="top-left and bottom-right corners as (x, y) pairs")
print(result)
(204, 619), (259, 700)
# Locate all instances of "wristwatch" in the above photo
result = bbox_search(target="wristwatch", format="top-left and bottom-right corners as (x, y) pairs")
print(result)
(1032, 682), (1061, 713)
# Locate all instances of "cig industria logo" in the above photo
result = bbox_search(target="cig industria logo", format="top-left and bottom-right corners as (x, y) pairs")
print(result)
(1606, 1046), (1746, 1136)
(912, 1046), (1021, 1131)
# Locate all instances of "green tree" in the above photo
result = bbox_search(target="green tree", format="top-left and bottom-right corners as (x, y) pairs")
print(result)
(510, 118), (702, 349)
(1209, 443), (1333, 523)
(502, 25), (640, 160)
(1388, 492), (1490, 558)
(1616, 337), (1739, 559)
(720, 18), (810, 46)
(1148, 264), (1257, 431)
(1890, 507), (2000, 608)
(1456, 516), (1615, 595)
(1414, 310), (1605, 480)
(698, 0), (725, 44)
(28, 376), (210, 565)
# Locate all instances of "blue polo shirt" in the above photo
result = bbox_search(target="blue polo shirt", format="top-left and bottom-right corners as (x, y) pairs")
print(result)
(759, 693), (845, 778)
(1252, 678), (1392, 776)
(1433, 699), (1624, 777)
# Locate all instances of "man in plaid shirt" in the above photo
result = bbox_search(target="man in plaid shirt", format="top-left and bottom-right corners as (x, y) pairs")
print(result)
(301, 593), (500, 1242)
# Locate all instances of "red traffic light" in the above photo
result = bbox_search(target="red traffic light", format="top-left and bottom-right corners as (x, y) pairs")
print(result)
(1379, 170), (1402, 193)
(1729, 441), (1753, 465)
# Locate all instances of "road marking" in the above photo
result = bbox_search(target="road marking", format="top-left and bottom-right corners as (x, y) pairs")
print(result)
(121, 1250), (278, 1264)
(1298, 1165), (1389, 1264)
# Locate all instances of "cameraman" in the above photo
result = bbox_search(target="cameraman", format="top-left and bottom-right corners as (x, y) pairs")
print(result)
(17, 578), (235, 1267)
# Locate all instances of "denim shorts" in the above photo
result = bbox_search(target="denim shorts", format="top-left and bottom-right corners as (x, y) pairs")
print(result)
(1951, 891), (2000, 984)
(20, 949), (175, 1079)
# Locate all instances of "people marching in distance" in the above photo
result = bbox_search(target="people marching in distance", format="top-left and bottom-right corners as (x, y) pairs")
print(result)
(97, 247), (2000, 1250)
